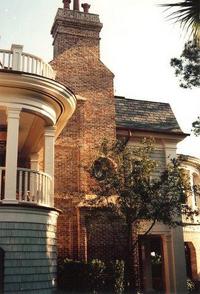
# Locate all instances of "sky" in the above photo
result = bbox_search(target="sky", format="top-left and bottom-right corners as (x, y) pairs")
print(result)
(0, 0), (200, 157)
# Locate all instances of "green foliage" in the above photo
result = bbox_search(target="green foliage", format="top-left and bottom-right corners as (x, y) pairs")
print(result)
(89, 138), (195, 228)
(89, 259), (106, 293)
(170, 41), (200, 89)
(187, 278), (196, 293)
(88, 138), (197, 292)
(161, 0), (200, 40)
(161, 2), (200, 134)
(58, 258), (125, 293)
(57, 258), (89, 292)
(112, 260), (125, 294)
(192, 117), (200, 136)
(186, 278), (200, 293)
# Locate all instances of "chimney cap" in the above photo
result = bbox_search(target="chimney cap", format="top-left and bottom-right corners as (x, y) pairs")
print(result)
(63, 0), (71, 9)
(81, 3), (91, 13)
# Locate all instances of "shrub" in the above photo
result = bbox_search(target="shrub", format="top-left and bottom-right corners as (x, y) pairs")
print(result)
(187, 278), (195, 293)
(112, 260), (125, 294)
(57, 258), (89, 292)
(187, 278), (200, 293)
(57, 258), (126, 293)
(88, 259), (106, 293)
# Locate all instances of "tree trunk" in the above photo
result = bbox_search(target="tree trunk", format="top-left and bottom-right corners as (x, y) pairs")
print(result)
(124, 221), (140, 293)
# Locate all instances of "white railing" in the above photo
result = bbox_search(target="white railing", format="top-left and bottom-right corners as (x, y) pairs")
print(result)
(0, 44), (55, 80)
(0, 167), (53, 207)
(0, 49), (12, 70)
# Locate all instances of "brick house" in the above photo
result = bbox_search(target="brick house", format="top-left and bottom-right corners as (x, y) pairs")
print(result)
(51, 1), (200, 293)
(0, 0), (199, 293)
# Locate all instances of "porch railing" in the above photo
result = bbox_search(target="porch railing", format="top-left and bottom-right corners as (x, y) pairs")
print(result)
(0, 45), (55, 80)
(0, 167), (53, 207)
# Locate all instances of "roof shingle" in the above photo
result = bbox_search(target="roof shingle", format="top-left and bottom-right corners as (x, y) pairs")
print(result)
(115, 96), (185, 135)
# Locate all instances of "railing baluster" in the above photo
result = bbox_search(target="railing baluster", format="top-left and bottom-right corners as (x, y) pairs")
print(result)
(41, 173), (43, 203)
(8, 53), (11, 69)
(33, 172), (36, 203)
(24, 171), (28, 201)
(2, 53), (5, 68)
(0, 49), (55, 78)
(0, 167), (52, 206)
(36, 173), (39, 203)
(40, 61), (42, 75)
(38, 173), (41, 203)
(27, 56), (30, 72)
(22, 55), (25, 71)
(0, 169), (2, 200)
(30, 172), (34, 202)
(41, 174), (43, 204)
(18, 170), (22, 201)
(31, 57), (34, 73)
(35, 59), (38, 74)
(48, 178), (51, 206)
(45, 175), (47, 205)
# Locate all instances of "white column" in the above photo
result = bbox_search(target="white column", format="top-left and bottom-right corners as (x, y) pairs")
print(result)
(4, 107), (21, 203)
(44, 127), (55, 206)
(163, 141), (188, 293)
(162, 235), (175, 294)
(171, 227), (188, 294)
(44, 127), (55, 177)
(162, 231), (187, 294)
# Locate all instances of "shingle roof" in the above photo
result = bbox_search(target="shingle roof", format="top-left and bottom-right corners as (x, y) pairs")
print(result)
(115, 96), (185, 135)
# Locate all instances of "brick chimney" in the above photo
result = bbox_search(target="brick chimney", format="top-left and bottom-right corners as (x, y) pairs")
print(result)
(51, 0), (103, 58)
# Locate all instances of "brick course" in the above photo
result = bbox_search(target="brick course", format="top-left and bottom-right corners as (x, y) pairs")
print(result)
(51, 6), (116, 261)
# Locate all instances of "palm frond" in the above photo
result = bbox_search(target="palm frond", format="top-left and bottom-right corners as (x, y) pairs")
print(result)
(160, 0), (200, 40)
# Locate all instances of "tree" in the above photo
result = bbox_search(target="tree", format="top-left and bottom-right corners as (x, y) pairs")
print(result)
(161, 0), (200, 42)
(161, 1), (200, 134)
(87, 138), (198, 292)
(160, 0), (200, 89)
(170, 40), (200, 88)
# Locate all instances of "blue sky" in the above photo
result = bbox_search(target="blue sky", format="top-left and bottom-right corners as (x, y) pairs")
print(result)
(1, 0), (200, 157)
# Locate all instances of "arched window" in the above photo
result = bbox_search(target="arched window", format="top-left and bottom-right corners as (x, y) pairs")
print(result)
(185, 242), (198, 280)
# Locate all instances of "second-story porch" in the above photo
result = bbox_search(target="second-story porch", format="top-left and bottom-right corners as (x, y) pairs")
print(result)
(0, 44), (76, 208)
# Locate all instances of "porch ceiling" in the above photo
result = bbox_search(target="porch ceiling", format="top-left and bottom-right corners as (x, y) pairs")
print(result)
(0, 109), (45, 157)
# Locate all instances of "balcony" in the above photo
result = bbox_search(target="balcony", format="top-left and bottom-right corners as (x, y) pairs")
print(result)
(0, 44), (55, 79)
(0, 44), (76, 210)
(0, 167), (53, 207)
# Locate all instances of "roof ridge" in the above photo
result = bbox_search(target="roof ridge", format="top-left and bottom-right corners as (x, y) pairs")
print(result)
(114, 96), (170, 105)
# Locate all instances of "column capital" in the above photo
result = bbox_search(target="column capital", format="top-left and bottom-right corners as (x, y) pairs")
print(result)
(6, 107), (21, 119)
(44, 126), (56, 137)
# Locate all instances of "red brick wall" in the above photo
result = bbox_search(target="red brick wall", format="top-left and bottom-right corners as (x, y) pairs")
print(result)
(51, 8), (116, 260)
(51, 9), (102, 58)
(53, 32), (101, 58)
